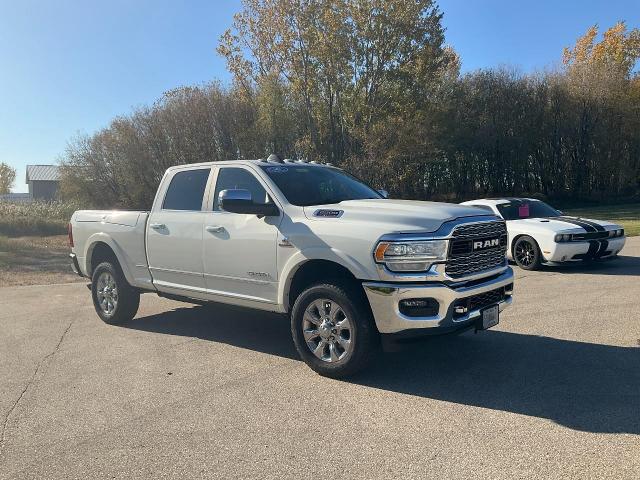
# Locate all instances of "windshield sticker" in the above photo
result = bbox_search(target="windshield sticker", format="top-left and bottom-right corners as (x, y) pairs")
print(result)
(266, 166), (288, 174)
(518, 204), (530, 217)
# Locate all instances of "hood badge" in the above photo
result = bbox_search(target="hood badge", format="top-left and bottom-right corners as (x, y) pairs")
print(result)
(314, 209), (343, 218)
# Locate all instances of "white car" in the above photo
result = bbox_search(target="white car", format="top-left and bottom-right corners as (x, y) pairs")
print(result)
(460, 198), (626, 270)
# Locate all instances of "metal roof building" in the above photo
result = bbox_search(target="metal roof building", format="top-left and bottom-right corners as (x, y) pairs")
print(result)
(25, 165), (60, 201)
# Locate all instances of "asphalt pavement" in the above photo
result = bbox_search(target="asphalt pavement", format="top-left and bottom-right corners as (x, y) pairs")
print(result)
(1, 238), (639, 479)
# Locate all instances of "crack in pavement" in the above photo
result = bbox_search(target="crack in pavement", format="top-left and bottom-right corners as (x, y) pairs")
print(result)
(0, 320), (74, 461)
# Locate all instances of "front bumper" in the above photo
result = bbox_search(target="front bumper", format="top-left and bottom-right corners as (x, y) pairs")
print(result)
(363, 267), (514, 334)
(543, 237), (626, 262)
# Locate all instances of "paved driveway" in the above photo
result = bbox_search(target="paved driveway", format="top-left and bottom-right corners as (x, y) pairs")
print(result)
(1, 239), (639, 479)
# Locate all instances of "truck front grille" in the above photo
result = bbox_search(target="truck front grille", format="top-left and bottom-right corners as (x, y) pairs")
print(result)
(453, 286), (510, 318)
(446, 221), (508, 278)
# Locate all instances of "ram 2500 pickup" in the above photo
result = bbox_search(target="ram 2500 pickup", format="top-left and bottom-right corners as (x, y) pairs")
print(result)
(69, 157), (514, 377)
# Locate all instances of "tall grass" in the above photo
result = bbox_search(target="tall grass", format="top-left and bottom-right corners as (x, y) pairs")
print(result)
(0, 200), (81, 236)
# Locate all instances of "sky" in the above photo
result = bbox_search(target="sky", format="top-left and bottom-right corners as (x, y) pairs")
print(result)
(1, 0), (638, 192)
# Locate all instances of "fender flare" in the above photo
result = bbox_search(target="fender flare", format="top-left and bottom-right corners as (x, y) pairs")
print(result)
(278, 247), (371, 311)
(83, 233), (137, 285)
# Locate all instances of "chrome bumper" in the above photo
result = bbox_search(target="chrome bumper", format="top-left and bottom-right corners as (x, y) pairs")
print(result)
(362, 267), (514, 334)
(69, 253), (84, 278)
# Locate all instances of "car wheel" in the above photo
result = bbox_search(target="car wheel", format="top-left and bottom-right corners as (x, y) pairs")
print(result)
(91, 261), (140, 324)
(513, 236), (543, 270)
(291, 281), (379, 378)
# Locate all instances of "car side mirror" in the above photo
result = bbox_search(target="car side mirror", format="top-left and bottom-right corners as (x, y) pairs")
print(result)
(377, 189), (389, 199)
(219, 189), (279, 217)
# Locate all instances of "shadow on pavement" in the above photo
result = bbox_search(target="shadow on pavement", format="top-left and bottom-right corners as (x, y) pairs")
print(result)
(124, 303), (639, 435)
(523, 254), (640, 276)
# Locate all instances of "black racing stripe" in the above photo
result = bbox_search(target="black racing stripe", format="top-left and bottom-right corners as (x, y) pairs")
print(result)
(595, 240), (609, 257)
(586, 241), (599, 259)
(573, 218), (605, 232)
(555, 216), (597, 233)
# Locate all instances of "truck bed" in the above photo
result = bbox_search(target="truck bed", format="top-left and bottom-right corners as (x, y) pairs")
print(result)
(70, 210), (154, 290)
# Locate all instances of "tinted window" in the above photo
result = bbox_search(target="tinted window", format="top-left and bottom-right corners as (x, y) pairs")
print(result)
(213, 168), (270, 211)
(497, 200), (560, 220)
(162, 169), (210, 211)
(261, 165), (380, 207)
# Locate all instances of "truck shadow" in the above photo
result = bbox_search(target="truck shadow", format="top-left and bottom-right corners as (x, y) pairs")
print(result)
(124, 304), (639, 435)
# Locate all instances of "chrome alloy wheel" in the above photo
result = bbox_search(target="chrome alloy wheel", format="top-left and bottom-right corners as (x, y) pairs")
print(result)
(303, 299), (353, 363)
(515, 241), (535, 267)
(96, 272), (118, 316)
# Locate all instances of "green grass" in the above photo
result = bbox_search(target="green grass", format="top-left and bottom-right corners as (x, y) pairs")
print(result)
(564, 203), (640, 236)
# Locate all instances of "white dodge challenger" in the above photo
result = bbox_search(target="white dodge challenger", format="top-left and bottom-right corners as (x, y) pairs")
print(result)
(460, 198), (626, 270)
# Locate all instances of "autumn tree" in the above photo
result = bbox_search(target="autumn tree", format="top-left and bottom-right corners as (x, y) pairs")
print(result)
(218, 0), (456, 168)
(0, 162), (16, 194)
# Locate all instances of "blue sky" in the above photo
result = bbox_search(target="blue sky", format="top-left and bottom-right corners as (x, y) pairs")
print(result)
(1, 0), (638, 192)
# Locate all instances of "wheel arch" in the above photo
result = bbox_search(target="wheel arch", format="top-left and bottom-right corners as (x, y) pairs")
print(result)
(282, 259), (361, 313)
(84, 234), (135, 284)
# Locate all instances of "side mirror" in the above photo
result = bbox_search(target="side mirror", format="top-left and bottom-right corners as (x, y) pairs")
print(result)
(219, 189), (279, 216)
(377, 189), (389, 199)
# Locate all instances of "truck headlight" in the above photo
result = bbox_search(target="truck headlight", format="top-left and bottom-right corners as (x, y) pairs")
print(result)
(374, 240), (448, 272)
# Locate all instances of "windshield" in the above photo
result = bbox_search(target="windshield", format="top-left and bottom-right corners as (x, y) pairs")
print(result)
(496, 199), (560, 220)
(260, 165), (381, 206)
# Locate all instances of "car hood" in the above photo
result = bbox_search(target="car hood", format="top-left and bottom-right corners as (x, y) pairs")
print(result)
(303, 199), (496, 233)
(508, 216), (620, 233)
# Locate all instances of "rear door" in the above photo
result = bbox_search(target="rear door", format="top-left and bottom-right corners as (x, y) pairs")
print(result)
(202, 166), (281, 304)
(146, 167), (213, 292)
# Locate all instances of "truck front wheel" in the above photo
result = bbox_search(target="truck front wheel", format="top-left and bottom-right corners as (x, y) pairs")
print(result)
(291, 282), (378, 378)
(91, 261), (140, 324)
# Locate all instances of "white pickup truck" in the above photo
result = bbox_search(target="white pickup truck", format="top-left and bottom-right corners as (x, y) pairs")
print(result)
(69, 157), (514, 377)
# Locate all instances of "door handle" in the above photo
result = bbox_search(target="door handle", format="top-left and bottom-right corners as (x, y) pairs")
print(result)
(150, 223), (166, 230)
(206, 225), (225, 233)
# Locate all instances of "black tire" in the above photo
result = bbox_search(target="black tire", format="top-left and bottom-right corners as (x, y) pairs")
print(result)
(513, 235), (543, 271)
(291, 281), (379, 378)
(91, 261), (140, 324)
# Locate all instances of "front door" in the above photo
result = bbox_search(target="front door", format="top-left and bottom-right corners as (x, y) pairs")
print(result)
(202, 166), (280, 304)
(146, 167), (212, 292)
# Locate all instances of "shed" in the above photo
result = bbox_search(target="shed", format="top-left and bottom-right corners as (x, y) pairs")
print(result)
(26, 165), (60, 201)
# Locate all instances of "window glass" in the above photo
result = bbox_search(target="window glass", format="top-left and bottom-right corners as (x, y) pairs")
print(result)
(260, 165), (380, 206)
(162, 169), (210, 211)
(213, 168), (270, 211)
(496, 200), (560, 220)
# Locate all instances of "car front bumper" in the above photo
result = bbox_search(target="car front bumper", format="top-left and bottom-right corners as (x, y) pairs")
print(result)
(542, 237), (626, 263)
(362, 267), (514, 334)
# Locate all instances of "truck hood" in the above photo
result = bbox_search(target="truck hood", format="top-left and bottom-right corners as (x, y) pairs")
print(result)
(303, 199), (495, 233)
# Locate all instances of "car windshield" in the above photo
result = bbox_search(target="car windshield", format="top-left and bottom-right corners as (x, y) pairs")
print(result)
(496, 200), (561, 220)
(260, 164), (381, 207)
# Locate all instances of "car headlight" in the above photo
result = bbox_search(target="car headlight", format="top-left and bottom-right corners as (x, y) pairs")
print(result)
(374, 240), (447, 272)
(554, 233), (572, 242)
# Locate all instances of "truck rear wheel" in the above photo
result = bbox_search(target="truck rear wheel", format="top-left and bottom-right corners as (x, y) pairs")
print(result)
(91, 261), (140, 324)
(291, 282), (378, 378)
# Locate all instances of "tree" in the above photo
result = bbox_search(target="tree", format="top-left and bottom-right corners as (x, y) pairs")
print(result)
(218, 0), (456, 166)
(563, 22), (640, 78)
(0, 162), (16, 194)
